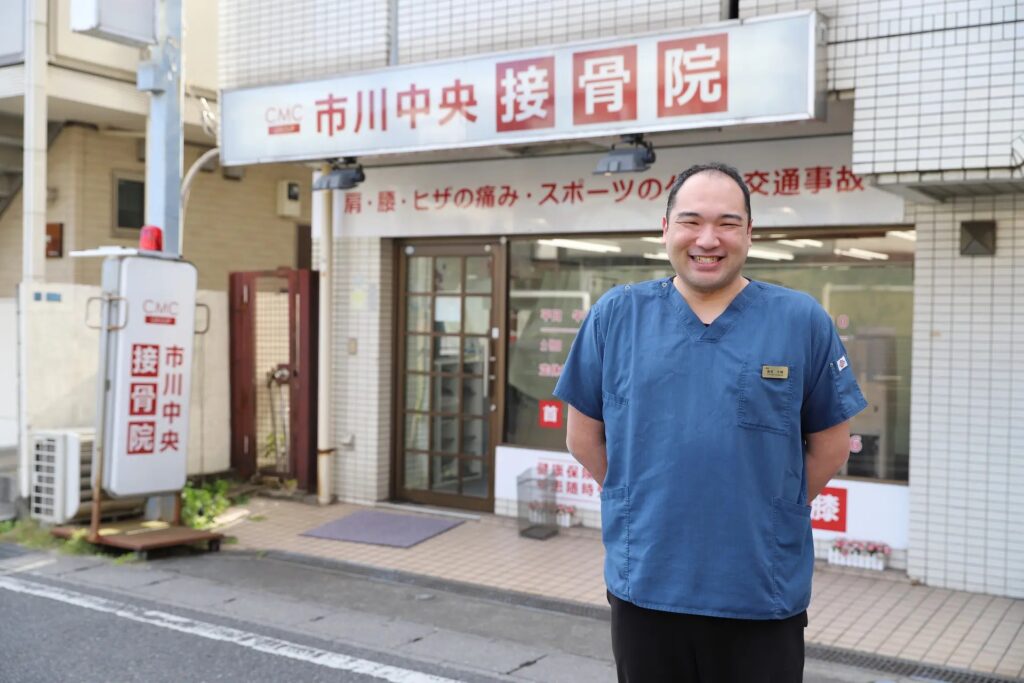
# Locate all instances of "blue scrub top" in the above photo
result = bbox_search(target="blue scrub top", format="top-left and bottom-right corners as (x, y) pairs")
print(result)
(553, 277), (867, 620)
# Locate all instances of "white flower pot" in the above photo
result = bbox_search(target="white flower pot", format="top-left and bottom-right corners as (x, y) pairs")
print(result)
(828, 548), (886, 571)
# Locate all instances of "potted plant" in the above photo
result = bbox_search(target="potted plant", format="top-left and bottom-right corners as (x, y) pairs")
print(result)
(828, 538), (891, 571)
(555, 504), (578, 528)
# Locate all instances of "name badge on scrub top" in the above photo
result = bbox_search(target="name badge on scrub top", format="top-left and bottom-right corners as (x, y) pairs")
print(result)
(761, 365), (789, 380)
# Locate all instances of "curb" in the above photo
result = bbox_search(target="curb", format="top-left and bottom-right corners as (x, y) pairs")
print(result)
(234, 548), (1019, 683)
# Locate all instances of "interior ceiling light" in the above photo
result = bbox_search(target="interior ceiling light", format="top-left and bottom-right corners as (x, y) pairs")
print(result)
(777, 238), (824, 248)
(313, 156), (365, 191)
(643, 252), (670, 260)
(594, 134), (656, 175)
(886, 230), (917, 241)
(537, 238), (622, 254)
(641, 236), (664, 244)
(834, 247), (890, 261)
(747, 247), (795, 261)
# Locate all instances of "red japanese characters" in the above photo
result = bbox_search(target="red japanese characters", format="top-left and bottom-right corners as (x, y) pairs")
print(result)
(126, 343), (185, 456)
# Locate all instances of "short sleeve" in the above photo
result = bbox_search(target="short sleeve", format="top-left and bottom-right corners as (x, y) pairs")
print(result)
(553, 304), (605, 421)
(801, 307), (868, 434)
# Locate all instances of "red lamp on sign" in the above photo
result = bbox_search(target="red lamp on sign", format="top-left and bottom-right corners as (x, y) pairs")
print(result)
(139, 225), (163, 251)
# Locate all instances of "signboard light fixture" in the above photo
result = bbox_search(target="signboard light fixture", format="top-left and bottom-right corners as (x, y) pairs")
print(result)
(594, 134), (656, 176)
(313, 157), (366, 191)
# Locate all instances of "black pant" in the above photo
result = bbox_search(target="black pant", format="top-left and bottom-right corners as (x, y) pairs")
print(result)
(608, 592), (806, 682)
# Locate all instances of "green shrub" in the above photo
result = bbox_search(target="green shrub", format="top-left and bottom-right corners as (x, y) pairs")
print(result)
(181, 479), (232, 529)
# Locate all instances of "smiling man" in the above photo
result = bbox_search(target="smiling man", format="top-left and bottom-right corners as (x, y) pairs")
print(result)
(553, 162), (868, 682)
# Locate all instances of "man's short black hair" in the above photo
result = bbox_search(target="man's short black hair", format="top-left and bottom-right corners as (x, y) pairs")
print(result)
(664, 162), (752, 223)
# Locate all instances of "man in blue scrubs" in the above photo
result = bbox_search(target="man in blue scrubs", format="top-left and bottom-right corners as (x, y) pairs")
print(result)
(554, 162), (867, 681)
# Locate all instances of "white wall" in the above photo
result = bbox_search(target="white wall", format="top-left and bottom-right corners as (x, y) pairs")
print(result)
(0, 298), (16, 447)
(18, 282), (230, 496)
(908, 195), (1024, 599)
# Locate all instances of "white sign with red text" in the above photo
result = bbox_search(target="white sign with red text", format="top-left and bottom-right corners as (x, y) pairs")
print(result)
(221, 12), (824, 164)
(496, 446), (602, 512)
(336, 136), (904, 236)
(100, 256), (196, 497)
(810, 478), (909, 549)
(495, 446), (909, 548)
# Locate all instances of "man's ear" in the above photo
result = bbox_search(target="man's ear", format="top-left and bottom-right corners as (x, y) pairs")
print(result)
(661, 216), (669, 243)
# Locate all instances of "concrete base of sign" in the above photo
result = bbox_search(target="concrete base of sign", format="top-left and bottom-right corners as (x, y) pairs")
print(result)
(52, 521), (223, 559)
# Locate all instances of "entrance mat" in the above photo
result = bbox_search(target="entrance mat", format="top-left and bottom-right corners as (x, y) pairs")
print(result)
(301, 510), (464, 548)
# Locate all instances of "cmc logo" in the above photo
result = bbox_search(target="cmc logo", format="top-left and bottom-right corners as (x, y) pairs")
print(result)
(143, 300), (179, 315)
(266, 104), (303, 135)
(143, 299), (178, 325)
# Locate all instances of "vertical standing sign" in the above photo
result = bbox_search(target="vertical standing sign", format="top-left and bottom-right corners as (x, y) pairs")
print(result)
(99, 255), (196, 496)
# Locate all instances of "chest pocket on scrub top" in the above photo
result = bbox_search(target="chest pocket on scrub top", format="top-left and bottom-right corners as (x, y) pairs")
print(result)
(737, 359), (794, 436)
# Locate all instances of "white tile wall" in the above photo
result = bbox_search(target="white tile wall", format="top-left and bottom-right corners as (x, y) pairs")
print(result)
(220, 0), (724, 90)
(328, 231), (393, 505)
(907, 194), (1024, 599)
(397, 0), (724, 63)
(741, 1), (1024, 175)
(219, 0), (390, 89)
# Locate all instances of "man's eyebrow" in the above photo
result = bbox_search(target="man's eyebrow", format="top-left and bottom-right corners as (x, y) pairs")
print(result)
(674, 211), (746, 221)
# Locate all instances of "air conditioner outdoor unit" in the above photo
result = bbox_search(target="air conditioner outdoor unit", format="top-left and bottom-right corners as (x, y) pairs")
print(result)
(30, 429), (94, 525)
(30, 429), (147, 525)
(0, 471), (15, 521)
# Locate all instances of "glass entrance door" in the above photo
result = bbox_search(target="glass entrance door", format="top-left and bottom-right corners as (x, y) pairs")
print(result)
(396, 241), (505, 511)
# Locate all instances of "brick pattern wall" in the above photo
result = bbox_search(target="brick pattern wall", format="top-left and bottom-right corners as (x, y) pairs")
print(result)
(330, 233), (393, 504)
(740, 1), (1024, 175)
(908, 194), (1024, 599)
(0, 125), (82, 296)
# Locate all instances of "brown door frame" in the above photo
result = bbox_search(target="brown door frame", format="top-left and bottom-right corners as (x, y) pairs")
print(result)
(229, 268), (318, 492)
(392, 238), (507, 513)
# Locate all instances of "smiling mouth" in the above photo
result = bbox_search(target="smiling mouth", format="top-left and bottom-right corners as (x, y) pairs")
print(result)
(690, 255), (723, 264)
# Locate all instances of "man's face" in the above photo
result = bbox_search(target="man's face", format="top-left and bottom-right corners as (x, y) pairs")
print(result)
(661, 171), (753, 295)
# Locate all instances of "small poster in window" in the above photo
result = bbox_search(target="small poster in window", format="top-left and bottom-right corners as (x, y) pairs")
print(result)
(538, 400), (563, 429)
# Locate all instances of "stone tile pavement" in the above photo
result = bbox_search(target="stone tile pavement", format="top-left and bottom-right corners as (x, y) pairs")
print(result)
(222, 497), (1024, 680)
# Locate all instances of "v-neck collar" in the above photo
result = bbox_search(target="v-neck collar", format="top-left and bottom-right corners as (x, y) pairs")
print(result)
(660, 276), (763, 342)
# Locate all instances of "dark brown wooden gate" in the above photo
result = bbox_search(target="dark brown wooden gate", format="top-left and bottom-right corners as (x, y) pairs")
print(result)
(229, 268), (318, 492)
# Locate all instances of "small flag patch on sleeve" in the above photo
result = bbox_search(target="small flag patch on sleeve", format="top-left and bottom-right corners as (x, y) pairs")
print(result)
(836, 355), (848, 371)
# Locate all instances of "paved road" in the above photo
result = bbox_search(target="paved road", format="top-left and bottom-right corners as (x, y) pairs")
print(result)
(0, 545), (915, 683)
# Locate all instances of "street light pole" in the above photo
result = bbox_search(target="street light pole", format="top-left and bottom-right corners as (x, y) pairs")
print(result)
(138, 0), (184, 257)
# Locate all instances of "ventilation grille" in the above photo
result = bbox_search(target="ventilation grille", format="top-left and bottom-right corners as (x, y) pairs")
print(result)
(31, 436), (58, 521)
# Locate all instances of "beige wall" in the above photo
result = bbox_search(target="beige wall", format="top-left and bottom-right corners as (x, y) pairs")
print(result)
(51, 0), (219, 93)
(0, 124), (312, 293)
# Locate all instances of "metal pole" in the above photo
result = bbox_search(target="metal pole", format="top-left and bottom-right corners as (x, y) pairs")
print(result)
(141, 0), (184, 257)
(313, 168), (334, 503)
(18, 0), (48, 500)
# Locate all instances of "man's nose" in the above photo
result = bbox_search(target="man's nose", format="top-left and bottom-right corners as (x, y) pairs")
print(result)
(694, 224), (719, 249)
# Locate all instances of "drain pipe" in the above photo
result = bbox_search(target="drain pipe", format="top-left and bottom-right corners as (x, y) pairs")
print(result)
(313, 166), (334, 504)
(17, 0), (48, 500)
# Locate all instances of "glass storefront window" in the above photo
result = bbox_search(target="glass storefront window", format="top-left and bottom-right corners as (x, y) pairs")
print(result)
(504, 231), (914, 482)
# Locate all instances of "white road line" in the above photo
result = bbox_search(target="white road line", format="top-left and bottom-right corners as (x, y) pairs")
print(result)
(0, 575), (462, 683)
(0, 558), (55, 575)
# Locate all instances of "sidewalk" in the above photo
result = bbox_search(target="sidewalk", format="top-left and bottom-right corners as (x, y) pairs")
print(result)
(222, 497), (1024, 680)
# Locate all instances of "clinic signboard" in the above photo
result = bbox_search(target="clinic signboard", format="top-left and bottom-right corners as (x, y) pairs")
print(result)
(220, 11), (826, 164)
(99, 255), (197, 497)
(334, 136), (905, 236)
